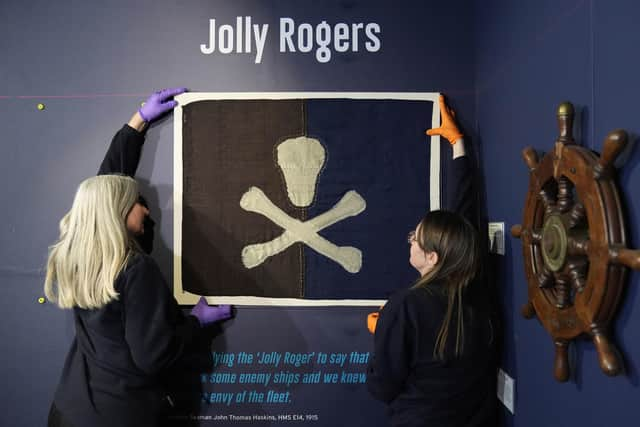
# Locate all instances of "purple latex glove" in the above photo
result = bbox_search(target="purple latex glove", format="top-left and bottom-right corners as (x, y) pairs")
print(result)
(190, 297), (232, 326)
(138, 87), (187, 122)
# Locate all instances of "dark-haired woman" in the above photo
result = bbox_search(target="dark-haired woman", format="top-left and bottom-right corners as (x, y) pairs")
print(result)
(366, 96), (496, 427)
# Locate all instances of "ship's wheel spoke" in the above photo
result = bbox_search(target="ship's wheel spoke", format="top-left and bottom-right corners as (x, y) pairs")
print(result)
(539, 187), (557, 216)
(537, 265), (555, 289)
(608, 246), (640, 270)
(566, 259), (588, 293)
(554, 274), (570, 308)
(567, 202), (586, 229)
(557, 177), (574, 213)
(531, 229), (543, 244)
(567, 236), (589, 256)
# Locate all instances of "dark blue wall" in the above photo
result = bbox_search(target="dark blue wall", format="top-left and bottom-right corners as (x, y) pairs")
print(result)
(475, 0), (640, 426)
(0, 1), (475, 425)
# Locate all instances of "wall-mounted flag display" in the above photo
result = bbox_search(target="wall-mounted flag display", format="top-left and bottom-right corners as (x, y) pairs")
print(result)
(173, 93), (444, 305)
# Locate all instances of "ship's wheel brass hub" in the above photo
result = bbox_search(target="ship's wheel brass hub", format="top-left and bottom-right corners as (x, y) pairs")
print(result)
(541, 214), (568, 272)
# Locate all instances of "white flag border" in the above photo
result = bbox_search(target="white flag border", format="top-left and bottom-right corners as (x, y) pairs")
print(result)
(173, 92), (441, 306)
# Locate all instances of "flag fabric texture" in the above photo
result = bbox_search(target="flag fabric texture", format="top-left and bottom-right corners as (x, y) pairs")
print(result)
(178, 96), (452, 301)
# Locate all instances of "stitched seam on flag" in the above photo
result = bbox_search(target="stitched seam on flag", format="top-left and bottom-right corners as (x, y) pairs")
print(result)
(299, 100), (306, 297)
(299, 240), (304, 298)
(300, 100), (306, 298)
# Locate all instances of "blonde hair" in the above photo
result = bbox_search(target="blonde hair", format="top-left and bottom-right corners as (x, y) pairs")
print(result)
(44, 175), (140, 309)
(412, 210), (479, 360)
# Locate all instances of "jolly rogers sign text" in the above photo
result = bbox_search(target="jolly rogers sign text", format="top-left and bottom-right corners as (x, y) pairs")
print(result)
(200, 17), (382, 64)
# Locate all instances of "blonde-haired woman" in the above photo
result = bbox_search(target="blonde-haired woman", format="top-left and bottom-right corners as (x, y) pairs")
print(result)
(46, 175), (231, 427)
(366, 96), (496, 426)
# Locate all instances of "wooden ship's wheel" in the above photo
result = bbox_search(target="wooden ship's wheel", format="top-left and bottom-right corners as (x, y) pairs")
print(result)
(511, 102), (640, 382)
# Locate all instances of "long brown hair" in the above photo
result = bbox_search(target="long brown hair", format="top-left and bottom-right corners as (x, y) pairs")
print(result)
(412, 210), (480, 359)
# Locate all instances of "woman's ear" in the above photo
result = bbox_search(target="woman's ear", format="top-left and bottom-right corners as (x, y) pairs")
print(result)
(425, 251), (439, 267)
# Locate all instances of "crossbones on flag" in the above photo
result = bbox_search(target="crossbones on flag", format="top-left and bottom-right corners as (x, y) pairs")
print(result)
(173, 93), (451, 304)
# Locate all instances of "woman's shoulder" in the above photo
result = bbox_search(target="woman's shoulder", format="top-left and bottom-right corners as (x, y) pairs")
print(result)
(384, 287), (413, 308)
(384, 285), (444, 315)
(125, 251), (157, 270)
(114, 252), (170, 300)
(406, 283), (447, 303)
(117, 252), (162, 285)
(378, 286), (446, 334)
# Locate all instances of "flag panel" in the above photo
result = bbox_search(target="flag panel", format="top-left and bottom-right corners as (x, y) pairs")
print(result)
(182, 99), (306, 297)
(177, 94), (446, 303)
(303, 99), (434, 299)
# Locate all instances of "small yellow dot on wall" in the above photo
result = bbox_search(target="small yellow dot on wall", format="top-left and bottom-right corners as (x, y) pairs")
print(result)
(38, 297), (46, 304)
(37, 103), (45, 111)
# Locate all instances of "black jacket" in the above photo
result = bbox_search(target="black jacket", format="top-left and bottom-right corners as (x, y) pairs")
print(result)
(367, 285), (496, 427)
(98, 124), (154, 253)
(53, 254), (202, 427)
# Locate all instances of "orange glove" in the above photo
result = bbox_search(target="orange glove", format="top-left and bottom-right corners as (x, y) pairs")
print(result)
(426, 95), (463, 145)
(367, 304), (386, 334)
(367, 311), (379, 334)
